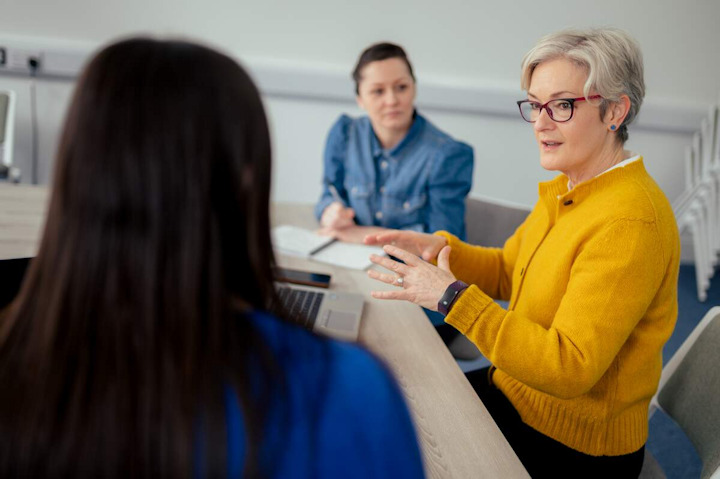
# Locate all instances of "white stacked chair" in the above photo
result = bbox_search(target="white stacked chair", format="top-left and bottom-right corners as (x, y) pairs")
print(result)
(673, 102), (720, 301)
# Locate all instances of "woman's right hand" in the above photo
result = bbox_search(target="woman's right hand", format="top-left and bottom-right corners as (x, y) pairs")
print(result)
(364, 230), (448, 262)
(320, 202), (356, 230)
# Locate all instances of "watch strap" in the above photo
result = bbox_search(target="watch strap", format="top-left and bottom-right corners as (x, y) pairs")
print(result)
(438, 280), (469, 316)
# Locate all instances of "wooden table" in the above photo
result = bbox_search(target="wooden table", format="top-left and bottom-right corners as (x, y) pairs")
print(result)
(0, 184), (529, 478)
(273, 203), (528, 478)
(0, 184), (49, 260)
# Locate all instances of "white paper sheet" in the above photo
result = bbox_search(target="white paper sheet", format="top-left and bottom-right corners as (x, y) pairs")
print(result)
(311, 242), (385, 271)
(271, 225), (334, 258)
(272, 225), (384, 270)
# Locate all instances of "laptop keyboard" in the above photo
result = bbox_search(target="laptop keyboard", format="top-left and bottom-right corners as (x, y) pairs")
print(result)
(276, 286), (324, 329)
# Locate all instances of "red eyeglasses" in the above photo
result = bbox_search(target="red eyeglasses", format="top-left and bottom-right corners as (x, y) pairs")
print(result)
(517, 95), (603, 123)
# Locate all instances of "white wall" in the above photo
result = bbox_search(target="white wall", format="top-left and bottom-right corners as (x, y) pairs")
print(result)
(0, 0), (718, 213)
(3, 0), (719, 102)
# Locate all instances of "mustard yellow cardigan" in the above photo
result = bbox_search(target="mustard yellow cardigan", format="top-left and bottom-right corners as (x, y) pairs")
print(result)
(438, 159), (680, 456)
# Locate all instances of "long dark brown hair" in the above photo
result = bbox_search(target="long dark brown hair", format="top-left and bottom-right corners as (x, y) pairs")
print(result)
(0, 38), (284, 477)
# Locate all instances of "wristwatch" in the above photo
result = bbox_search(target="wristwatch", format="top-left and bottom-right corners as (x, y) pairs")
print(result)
(438, 280), (469, 316)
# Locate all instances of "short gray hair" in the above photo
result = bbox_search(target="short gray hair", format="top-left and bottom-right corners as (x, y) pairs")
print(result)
(520, 28), (645, 144)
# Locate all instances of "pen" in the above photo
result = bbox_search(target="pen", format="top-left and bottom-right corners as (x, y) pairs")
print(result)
(327, 183), (346, 207)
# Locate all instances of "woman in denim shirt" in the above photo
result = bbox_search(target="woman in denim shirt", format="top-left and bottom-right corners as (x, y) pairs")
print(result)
(316, 43), (474, 242)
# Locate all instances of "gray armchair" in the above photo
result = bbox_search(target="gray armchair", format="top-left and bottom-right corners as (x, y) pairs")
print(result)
(449, 197), (530, 361)
(640, 306), (720, 479)
(465, 196), (530, 248)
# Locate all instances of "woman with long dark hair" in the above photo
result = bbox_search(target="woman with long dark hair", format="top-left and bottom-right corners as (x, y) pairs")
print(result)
(0, 38), (424, 478)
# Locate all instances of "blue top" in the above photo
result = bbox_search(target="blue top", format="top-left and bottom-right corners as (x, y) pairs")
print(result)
(219, 311), (425, 478)
(315, 112), (474, 240)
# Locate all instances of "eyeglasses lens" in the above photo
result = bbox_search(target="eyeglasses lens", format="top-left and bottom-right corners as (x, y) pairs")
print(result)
(520, 100), (574, 123)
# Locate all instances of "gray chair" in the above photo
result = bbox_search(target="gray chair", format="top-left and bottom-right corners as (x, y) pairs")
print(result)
(465, 196), (530, 247)
(641, 306), (720, 479)
(448, 197), (530, 360)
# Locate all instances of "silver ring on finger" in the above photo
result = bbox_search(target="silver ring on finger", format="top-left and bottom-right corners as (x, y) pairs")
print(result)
(395, 276), (404, 287)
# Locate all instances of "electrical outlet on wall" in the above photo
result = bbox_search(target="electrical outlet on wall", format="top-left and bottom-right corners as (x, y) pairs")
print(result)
(0, 47), (42, 74)
(0, 42), (88, 78)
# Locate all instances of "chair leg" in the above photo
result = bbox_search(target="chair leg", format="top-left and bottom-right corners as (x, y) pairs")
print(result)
(638, 449), (667, 478)
(692, 200), (712, 289)
(689, 215), (708, 302)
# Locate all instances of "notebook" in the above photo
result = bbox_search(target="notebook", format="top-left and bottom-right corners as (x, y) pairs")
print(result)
(271, 225), (384, 270)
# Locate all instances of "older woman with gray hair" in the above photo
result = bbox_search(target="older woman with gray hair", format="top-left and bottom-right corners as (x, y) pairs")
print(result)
(365, 28), (680, 477)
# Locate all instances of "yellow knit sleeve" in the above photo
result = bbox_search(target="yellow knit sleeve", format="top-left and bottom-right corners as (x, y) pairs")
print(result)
(435, 218), (525, 301)
(446, 218), (670, 399)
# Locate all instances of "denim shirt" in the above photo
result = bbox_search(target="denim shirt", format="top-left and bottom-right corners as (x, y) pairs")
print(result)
(315, 112), (474, 240)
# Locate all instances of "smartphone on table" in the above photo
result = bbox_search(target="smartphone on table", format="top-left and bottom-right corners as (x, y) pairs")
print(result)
(274, 267), (332, 289)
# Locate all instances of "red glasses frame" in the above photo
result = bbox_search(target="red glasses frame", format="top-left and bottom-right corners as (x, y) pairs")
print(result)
(517, 95), (603, 123)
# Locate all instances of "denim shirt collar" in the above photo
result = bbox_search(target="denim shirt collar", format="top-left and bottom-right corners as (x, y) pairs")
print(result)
(370, 110), (425, 158)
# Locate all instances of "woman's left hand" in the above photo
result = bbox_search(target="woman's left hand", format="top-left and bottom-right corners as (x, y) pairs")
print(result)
(368, 244), (456, 311)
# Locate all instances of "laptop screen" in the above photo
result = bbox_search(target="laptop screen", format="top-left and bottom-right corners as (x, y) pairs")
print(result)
(0, 257), (32, 309)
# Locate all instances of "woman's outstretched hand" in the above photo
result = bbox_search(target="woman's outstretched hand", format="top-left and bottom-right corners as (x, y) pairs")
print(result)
(364, 230), (447, 263)
(368, 244), (456, 311)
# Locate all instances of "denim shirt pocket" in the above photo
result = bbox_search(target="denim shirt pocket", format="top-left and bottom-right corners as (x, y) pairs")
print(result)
(347, 183), (373, 199)
(383, 193), (427, 230)
(345, 182), (374, 226)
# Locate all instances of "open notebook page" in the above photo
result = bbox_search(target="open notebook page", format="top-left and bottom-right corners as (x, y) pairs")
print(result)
(272, 225), (384, 270)
(272, 225), (334, 258)
(311, 242), (385, 271)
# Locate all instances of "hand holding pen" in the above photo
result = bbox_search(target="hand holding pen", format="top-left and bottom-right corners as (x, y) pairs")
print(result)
(320, 183), (355, 230)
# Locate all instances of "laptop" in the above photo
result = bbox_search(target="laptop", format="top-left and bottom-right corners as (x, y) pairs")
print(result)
(0, 257), (31, 309)
(0, 257), (364, 342)
(275, 283), (365, 342)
